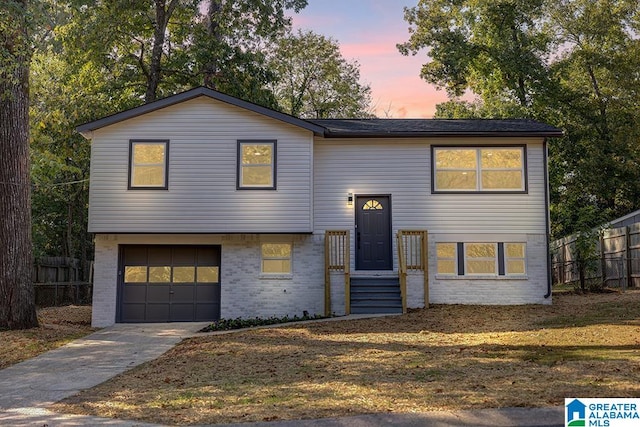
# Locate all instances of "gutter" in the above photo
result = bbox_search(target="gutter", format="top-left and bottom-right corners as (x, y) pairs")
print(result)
(320, 131), (564, 139)
(543, 138), (552, 299)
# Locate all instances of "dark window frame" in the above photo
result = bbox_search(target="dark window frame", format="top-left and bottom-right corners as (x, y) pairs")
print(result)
(128, 139), (170, 190)
(431, 144), (528, 194)
(236, 140), (277, 190)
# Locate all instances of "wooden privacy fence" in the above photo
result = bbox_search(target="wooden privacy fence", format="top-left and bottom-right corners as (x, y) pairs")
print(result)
(551, 223), (640, 289)
(33, 257), (93, 306)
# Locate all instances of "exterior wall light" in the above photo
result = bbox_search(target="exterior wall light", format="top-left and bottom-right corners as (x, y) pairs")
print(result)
(347, 192), (353, 206)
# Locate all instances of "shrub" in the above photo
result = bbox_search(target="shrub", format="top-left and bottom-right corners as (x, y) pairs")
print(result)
(200, 312), (328, 332)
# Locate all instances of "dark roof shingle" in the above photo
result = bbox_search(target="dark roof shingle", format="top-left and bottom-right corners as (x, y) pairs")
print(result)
(309, 118), (563, 138)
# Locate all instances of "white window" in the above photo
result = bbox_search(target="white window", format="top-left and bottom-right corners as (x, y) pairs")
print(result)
(505, 243), (526, 275)
(465, 243), (497, 275)
(433, 147), (525, 192)
(129, 140), (168, 189)
(261, 243), (291, 274)
(436, 243), (457, 275)
(238, 141), (276, 189)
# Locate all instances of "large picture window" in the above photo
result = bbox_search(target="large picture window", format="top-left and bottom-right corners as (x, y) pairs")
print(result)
(435, 242), (527, 276)
(129, 140), (169, 189)
(433, 146), (525, 192)
(238, 140), (276, 189)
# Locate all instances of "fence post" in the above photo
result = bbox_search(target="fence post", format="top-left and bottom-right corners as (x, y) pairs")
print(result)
(599, 234), (606, 286)
(625, 226), (631, 290)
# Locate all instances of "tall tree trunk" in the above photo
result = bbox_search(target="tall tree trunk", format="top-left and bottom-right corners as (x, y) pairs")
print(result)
(145, 0), (180, 103)
(0, 0), (38, 329)
(203, 0), (222, 88)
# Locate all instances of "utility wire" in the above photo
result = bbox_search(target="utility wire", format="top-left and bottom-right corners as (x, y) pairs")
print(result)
(0, 178), (89, 187)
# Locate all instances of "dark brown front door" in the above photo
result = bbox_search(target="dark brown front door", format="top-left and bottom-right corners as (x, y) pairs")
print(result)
(355, 195), (392, 270)
(118, 245), (221, 322)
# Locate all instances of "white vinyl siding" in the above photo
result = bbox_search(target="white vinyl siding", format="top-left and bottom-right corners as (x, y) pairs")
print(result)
(314, 137), (546, 277)
(88, 97), (313, 233)
(314, 137), (546, 235)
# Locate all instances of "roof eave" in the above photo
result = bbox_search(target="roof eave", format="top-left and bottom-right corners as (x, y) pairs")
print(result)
(320, 131), (564, 138)
(76, 87), (326, 136)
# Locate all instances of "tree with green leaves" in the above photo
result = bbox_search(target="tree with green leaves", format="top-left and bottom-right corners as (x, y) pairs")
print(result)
(400, 0), (640, 239)
(0, 0), (39, 329)
(195, 0), (307, 107)
(59, 0), (307, 105)
(545, 0), (640, 238)
(268, 29), (372, 118)
(398, 0), (551, 113)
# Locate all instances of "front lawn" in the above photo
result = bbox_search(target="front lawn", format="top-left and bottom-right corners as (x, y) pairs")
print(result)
(0, 305), (95, 369)
(53, 291), (640, 425)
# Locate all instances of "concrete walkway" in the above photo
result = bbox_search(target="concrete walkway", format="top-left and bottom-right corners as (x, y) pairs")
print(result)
(0, 321), (566, 426)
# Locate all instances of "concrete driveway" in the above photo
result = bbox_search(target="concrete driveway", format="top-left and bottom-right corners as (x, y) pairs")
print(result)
(0, 322), (209, 426)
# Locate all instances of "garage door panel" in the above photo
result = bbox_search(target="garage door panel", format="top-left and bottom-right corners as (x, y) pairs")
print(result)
(123, 246), (148, 264)
(172, 285), (195, 302)
(171, 304), (196, 321)
(146, 304), (171, 322)
(121, 303), (147, 322)
(196, 304), (220, 321)
(197, 247), (219, 265)
(119, 245), (221, 323)
(147, 246), (172, 265)
(147, 284), (171, 302)
(122, 284), (146, 302)
(196, 284), (219, 300)
(173, 247), (196, 266)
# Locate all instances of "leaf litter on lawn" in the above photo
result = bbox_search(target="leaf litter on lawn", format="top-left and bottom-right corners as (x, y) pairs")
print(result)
(53, 290), (640, 425)
(0, 305), (95, 369)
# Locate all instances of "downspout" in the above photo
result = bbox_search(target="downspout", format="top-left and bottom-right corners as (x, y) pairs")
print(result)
(543, 138), (552, 299)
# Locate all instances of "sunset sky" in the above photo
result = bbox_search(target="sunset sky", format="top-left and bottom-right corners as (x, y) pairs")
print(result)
(292, 0), (455, 118)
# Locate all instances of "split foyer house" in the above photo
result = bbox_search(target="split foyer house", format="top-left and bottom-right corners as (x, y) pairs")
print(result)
(77, 87), (563, 327)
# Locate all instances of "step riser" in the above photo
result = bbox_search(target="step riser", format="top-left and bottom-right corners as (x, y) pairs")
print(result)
(350, 276), (402, 314)
(351, 280), (400, 286)
(351, 307), (403, 314)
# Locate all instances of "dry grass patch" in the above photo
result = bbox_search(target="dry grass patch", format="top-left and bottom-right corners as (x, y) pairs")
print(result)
(0, 305), (95, 369)
(54, 291), (640, 425)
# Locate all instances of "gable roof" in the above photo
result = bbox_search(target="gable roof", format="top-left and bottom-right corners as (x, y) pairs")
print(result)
(77, 87), (563, 138)
(310, 118), (563, 138)
(76, 86), (326, 135)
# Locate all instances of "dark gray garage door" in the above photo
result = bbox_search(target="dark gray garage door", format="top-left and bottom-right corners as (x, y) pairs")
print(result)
(118, 245), (221, 323)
